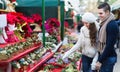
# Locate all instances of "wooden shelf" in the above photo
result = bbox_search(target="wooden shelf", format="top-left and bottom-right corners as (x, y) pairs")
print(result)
(28, 51), (54, 72)
(28, 42), (62, 72)
(0, 39), (26, 48)
(0, 43), (42, 65)
(0, 9), (9, 13)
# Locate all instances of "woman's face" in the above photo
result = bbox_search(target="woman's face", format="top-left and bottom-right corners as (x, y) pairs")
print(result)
(82, 21), (90, 28)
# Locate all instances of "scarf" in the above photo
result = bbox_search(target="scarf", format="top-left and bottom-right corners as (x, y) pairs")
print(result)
(98, 13), (115, 53)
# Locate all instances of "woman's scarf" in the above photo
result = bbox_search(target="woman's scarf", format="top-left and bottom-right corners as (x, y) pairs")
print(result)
(98, 13), (115, 53)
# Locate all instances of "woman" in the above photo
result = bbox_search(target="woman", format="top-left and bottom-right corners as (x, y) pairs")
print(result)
(62, 12), (99, 72)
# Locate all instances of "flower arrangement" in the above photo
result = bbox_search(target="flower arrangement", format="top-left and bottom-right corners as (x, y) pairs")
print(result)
(45, 18), (60, 35)
(0, 35), (41, 60)
(7, 12), (17, 24)
(6, 12), (41, 39)
(45, 18), (61, 43)
(0, 12), (43, 44)
(38, 51), (80, 72)
(31, 14), (42, 27)
(6, 12), (19, 42)
(64, 21), (69, 28)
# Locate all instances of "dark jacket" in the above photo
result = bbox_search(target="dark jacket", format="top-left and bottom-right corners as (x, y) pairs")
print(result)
(98, 20), (119, 63)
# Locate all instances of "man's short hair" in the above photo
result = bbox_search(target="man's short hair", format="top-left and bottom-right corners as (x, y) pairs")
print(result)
(98, 2), (111, 12)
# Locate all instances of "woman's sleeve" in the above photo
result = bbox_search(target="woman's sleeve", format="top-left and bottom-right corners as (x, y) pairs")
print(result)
(62, 28), (83, 59)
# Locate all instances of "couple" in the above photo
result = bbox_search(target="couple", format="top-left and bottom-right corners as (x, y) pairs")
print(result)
(62, 2), (119, 72)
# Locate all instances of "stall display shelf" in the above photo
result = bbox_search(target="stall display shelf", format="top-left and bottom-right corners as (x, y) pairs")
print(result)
(52, 41), (62, 53)
(28, 51), (54, 72)
(0, 42), (16, 48)
(0, 39), (26, 48)
(28, 42), (62, 72)
(76, 58), (82, 71)
(37, 40), (82, 72)
(0, 43), (42, 64)
(0, 9), (9, 13)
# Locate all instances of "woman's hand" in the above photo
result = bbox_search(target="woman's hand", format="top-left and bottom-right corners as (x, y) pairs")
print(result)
(95, 61), (102, 70)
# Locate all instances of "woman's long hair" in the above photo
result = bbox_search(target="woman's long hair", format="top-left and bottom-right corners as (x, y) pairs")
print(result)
(89, 23), (97, 46)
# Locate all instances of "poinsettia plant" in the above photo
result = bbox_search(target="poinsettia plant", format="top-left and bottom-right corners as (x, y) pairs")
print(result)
(7, 12), (18, 24)
(45, 18), (61, 43)
(5, 12), (43, 41)
(31, 14), (42, 27)
(45, 18), (60, 35)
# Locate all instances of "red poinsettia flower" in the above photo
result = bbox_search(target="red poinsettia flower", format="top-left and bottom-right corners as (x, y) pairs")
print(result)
(46, 18), (60, 27)
(11, 0), (16, 2)
(7, 12), (17, 24)
(64, 21), (69, 28)
(45, 18), (60, 35)
(31, 14), (42, 26)
(26, 17), (34, 24)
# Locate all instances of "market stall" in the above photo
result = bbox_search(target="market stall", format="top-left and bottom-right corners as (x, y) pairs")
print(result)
(0, 0), (83, 72)
(0, 0), (63, 72)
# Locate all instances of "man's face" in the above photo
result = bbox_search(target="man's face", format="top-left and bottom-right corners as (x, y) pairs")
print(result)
(98, 9), (108, 21)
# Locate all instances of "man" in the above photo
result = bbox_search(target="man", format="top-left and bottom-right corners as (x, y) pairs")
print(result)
(95, 3), (119, 72)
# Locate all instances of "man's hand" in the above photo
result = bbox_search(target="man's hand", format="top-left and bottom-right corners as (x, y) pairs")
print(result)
(95, 61), (102, 70)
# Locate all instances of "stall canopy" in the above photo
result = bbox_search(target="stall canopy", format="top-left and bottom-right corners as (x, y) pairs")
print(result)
(16, 0), (58, 7)
(16, 0), (59, 19)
